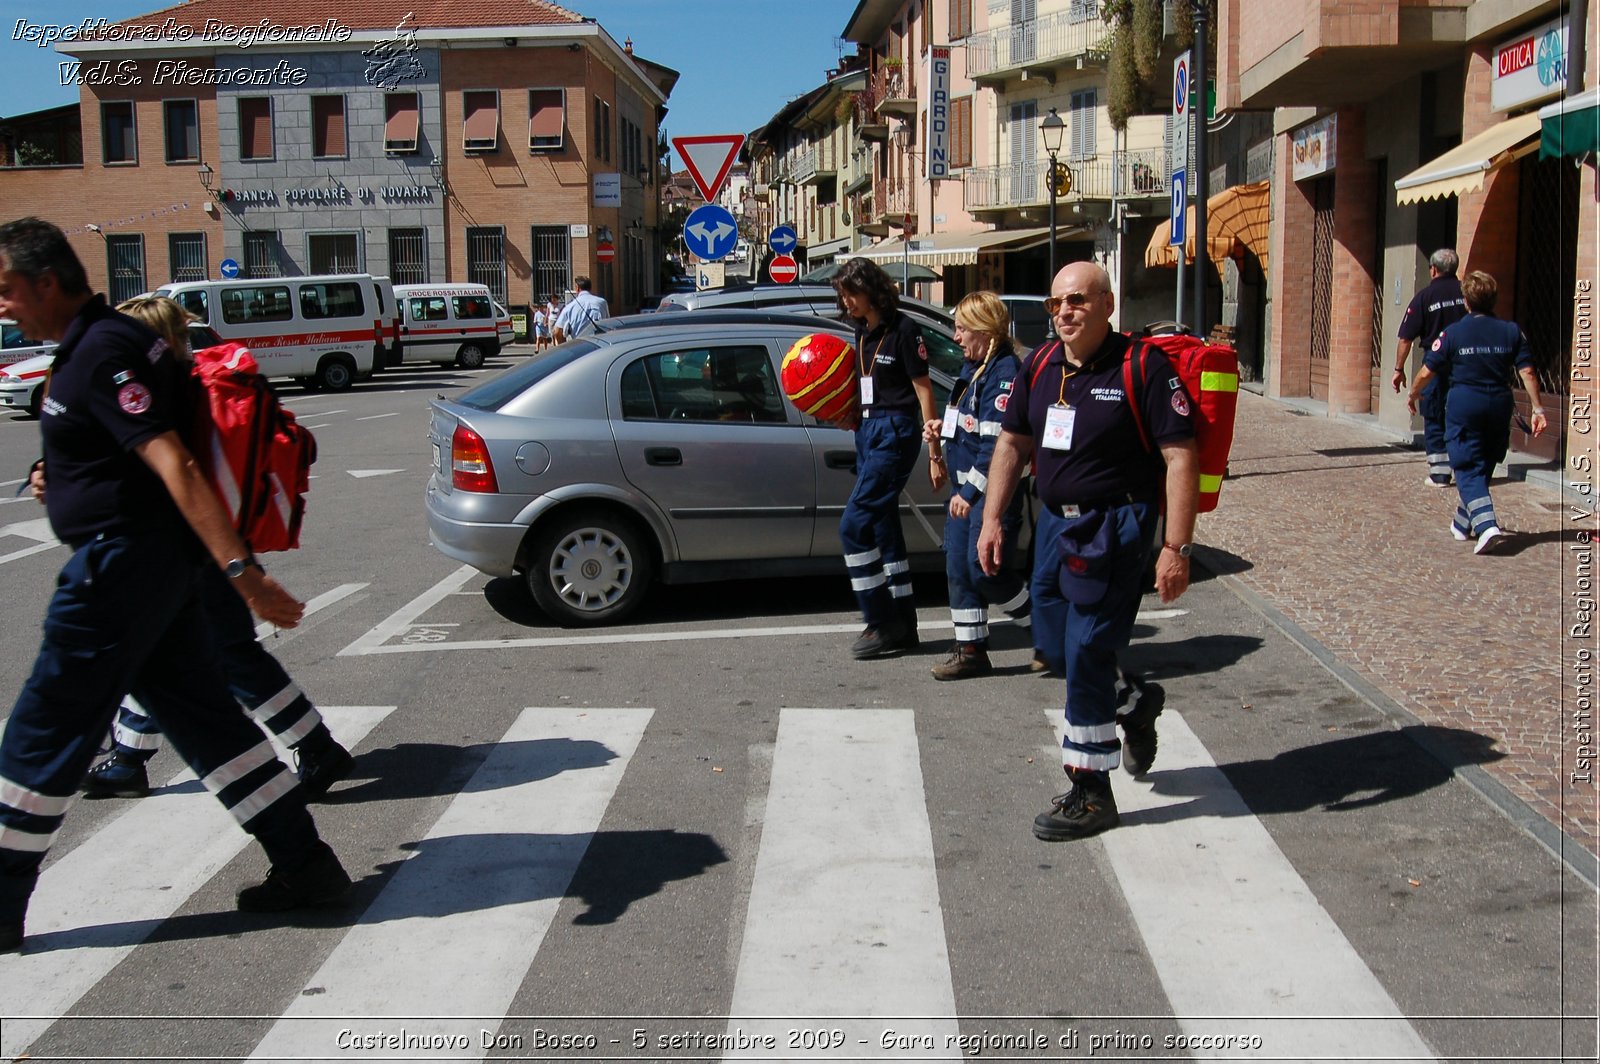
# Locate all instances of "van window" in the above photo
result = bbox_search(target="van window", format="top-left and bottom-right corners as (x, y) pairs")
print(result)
(298, 282), (366, 320)
(173, 290), (208, 322)
(409, 297), (449, 322)
(452, 295), (493, 320)
(221, 285), (292, 325)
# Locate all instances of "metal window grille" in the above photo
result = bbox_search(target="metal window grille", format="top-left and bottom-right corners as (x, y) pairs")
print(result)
(107, 235), (145, 304)
(168, 232), (207, 282)
(388, 229), (427, 285)
(1516, 154), (1579, 398)
(1369, 159), (1387, 410)
(467, 227), (507, 302)
(530, 226), (570, 303)
(243, 232), (279, 278)
(308, 233), (361, 275)
(1308, 177), (1335, 402)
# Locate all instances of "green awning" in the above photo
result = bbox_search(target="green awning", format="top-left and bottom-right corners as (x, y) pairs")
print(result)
(1539, 89), (1600, 159)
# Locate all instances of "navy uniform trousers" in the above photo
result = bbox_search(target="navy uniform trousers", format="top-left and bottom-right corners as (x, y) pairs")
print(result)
(1032, 501), (1160, 772)
(840, 412), (923, 630)
(1420, 374), (1452, 482)
(1445, 385), (1513, 537)
(110, 566), (328, 761)
(945, 493), (1029, 645)
(0, 527), (318, 924)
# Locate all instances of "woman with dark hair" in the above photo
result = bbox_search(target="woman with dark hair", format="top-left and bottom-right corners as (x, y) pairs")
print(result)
(832, 257), (944, 659)
(1407, 269), (1548, 555)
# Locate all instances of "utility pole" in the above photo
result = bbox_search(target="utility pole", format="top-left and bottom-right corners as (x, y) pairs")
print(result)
(1191, 0), (1209, 338)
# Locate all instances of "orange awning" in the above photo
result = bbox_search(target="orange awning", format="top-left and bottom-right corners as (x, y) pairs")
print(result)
(528, 89), (564, 147)
(384, 93), (419, 150)
(1144, 181), (1271, 278)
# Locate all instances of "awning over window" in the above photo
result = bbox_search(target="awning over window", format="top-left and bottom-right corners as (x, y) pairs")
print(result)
(1393, 111), (1542, 204)
(463, 91), (500, 149)
(854, 226), (1087, 267)
(529, 89), (564, 148)
(1143, 202), (1238, 270)
(384, 93), (419, 151)
(1539, 88), (1600, 160)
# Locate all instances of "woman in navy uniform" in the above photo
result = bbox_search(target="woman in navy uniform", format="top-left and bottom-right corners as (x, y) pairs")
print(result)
(1407, 270), (1548, 554)
(923, 291), (1030, 680)
(832, 258), (944, 659)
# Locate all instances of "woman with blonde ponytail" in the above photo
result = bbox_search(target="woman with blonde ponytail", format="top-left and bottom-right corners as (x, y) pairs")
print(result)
(921, 291), (1031, 680)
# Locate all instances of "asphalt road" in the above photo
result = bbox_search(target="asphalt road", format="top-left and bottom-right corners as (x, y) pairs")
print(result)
(0, 350), (1593, 1062)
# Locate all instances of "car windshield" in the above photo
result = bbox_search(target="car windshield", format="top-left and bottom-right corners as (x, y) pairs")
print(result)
(457, 342), (597, 411)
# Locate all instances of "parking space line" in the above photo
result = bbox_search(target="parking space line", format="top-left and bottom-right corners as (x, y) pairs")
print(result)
(356, 412), (400, 421)
(338, 564), (479, 656)
(0, 541), (59, 566)
(253, 582), (369, 640)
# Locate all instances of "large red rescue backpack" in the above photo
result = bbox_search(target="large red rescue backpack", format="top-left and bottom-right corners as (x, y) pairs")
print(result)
(1125, 324), (1239, 513)
(190, 342), (317, 552)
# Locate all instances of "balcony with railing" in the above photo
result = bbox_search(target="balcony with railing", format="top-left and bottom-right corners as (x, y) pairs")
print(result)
(792, 142), (839, 186)
(962, 149), (1170, 212)
(965, 3), (1111, 83)
(853, 85), (888, 141)
(874, 65), (916, 117)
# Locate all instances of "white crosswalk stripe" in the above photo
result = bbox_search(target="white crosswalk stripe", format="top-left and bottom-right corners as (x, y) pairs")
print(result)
(0, 707), (397, 1060)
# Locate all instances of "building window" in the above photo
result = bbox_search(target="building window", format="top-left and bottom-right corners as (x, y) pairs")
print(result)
(243, 231), (280, 278)
(311, 95), (347, 159)
(163, 100), (199, 163)
(466, 226), (506, 302)
(948, 0), (972, 39)
(1069, 89), (1097, 161)
(529, 88), (565, 151)
(530, 225), (570, 303)
(950, 96), (973, 169)
(107, 235), (145, 303)
(238, 97), (273, 160)
(389, 228), (427, 285)
(594, 98), (611, 163)
(101, 101), (136, 165)
(168, 232), (207, 282)
(463, 90), (500, 152)
(1068, 0), (1097, 23)
(384, 92), (420, 153)
(307, 233), (361, 274)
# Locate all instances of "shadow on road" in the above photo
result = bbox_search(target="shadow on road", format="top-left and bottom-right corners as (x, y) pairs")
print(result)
(318, 737), (618, 804)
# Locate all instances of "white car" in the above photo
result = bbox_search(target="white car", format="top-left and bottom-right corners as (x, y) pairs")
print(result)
(494, 301), (515, 348)
(0, 353), (52, 416)
(1, 319), (54, 369)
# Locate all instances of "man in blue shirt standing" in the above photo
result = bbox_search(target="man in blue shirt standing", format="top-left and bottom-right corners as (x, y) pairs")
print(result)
(1393, 249), (1467, 487)
(552, 276), (610, 341)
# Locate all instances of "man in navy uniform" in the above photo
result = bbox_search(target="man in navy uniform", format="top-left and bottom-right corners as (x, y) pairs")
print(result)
(978, 262), (1198, 839)
(1392, 248), (1467, 487)
(0, 218), (351, 952)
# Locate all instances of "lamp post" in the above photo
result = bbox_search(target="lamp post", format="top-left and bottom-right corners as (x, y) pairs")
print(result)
(893, 122), (913, 290)
(1190, 0), (1209, 338)
(1040, 107), (1065, 282)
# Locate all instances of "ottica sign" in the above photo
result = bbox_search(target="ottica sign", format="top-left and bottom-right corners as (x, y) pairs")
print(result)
(1492, 16), (1568, 112)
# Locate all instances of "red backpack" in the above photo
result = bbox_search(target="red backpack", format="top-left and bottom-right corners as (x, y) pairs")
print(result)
(190, 343), (317, 552)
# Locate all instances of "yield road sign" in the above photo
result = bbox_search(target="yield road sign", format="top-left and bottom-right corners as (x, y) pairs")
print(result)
(683, 203), (739, 261)
(768, 254), (798, 284)
(219, 258), (240, 279)
(672, 134), (745, 203)
(768, 225), (797, 255)
(596, 242), (615, 265)
(1170, 171), (1188, 247)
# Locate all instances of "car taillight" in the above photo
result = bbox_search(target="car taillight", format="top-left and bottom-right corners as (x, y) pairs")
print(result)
(451, 424), (499, 493)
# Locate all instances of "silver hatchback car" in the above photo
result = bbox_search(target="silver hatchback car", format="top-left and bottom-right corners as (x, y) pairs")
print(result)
(426, 316), (977, 626)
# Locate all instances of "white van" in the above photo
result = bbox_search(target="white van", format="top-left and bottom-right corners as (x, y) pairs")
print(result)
(156, 274), (385, 391)
(392, 283), (502, 368)
(1, 319), (55, 368)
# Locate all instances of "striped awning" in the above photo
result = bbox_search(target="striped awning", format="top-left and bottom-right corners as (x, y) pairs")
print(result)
(1393, 111), (1542, 204)
(854, 226), (1087, 267)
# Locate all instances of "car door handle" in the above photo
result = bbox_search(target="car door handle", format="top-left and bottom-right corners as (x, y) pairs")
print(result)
(644, 447), (682, 466)
(825, 450), (857, 471)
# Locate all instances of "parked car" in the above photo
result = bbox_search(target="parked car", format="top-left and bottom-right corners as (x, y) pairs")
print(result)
(494, 301), (516, 348)
(425, 316), (1011, 626)
(0, 323), (221, 417)
(391, 283), (502, 369)
(999, 294), (1055, 349)
(1, 319), (55, 369)
(659, 283), (956, 331)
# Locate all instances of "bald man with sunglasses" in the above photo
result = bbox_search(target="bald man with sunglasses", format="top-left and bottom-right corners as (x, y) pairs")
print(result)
(978, 262), (1198, 841)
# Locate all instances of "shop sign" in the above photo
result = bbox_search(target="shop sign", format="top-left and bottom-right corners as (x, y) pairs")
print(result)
(593, 172), (621, 208)
(1290, 114), (1336, 182)
(1493, 16), (1568, 113)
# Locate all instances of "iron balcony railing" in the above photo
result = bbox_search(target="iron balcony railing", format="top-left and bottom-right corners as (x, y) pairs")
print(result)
(965, 5), (1111, 79)
(792, 142), (839, 185)
(961, 149), (1170, 211)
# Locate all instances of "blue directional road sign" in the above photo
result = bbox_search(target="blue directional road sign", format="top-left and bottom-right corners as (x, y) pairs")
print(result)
(768, 225), (798, 256)
(219, 258), (241, 279)
(1169, 171), (1187, 247)
(683, 204), (739, 262)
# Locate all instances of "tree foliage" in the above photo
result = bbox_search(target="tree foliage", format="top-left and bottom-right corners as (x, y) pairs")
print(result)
(1133, 0), (1164, 80)
(1102, 2), (1139, 131)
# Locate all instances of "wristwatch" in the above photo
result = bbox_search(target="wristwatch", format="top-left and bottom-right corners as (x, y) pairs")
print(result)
(224, 556), (258, 579)
(1162, 542), (1193, 559)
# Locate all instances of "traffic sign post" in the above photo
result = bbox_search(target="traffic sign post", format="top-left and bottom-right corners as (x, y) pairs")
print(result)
(596, 242), (615, 265)
(219, 258), (240, 279)
(683, 203), (740, 262)
(768, 225), (797, 256)
(768, 254), (798, 284)
(671, 134), (746, 204)
(1171, 50), (1191, 324)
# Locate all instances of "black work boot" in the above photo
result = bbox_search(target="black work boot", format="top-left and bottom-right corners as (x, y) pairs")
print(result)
(1033, 768), (1119, 841)
(236, 841), (352, 913)
(850, 619), (910, 660)
(82, 751), (151, 799)
(930, 642), (993, 681)
(1116, 676), (1166, 777)
(292, 726), (354, 800)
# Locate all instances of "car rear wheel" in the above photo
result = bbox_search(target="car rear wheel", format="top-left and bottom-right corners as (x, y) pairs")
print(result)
(526, 510), (653, 626)
(316, 354), (356, 392)
(27, 384), (43, 418)
(455, 343), (486, 369)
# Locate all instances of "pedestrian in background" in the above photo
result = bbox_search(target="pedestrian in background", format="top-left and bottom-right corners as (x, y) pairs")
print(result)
(830, 258), (944, 659)
(1407, 269), (1547, 554)
(552, 276), (609, 341)
(923, 291), (1030, 680)
(0, 219), (350, 953)
(1393, 248), (1467, 487)
(979, 262), (1198, 841)
(76, 295), (353, 801)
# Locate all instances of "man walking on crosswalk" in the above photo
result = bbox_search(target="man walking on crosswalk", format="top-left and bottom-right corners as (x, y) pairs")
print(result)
(978, 261), (1199, 840)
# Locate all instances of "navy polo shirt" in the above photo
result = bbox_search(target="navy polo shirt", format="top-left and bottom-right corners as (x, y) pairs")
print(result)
(1424, 313), (1533, 393)
(1002, 331), (1194, 507)
(40, 296), (193, 548)
(1398, 275), (1466, 347)
(855, 309), (929, 413)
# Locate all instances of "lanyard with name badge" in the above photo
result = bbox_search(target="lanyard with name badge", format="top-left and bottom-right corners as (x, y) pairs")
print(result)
(858, 329), (888, 407)
(1041, 357), (1086, 452)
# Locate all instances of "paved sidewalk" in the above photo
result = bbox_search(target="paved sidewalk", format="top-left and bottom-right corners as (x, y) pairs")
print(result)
(1196, 392), (1596, 870)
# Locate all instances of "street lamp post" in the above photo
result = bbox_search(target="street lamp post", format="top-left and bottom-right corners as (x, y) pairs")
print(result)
(1190, 0), (1209, 338)
(893, 123), (913, 290)
(1040, 108), (1065, 282)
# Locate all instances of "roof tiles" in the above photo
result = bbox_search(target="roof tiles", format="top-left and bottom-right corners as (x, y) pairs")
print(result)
(112, 0), (585, 32)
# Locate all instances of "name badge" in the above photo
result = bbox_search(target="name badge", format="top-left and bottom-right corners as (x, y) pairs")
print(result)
(1042, 403), (1075, 451)
(940, 405), (958, 439)
(859, 376), (875, 407)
